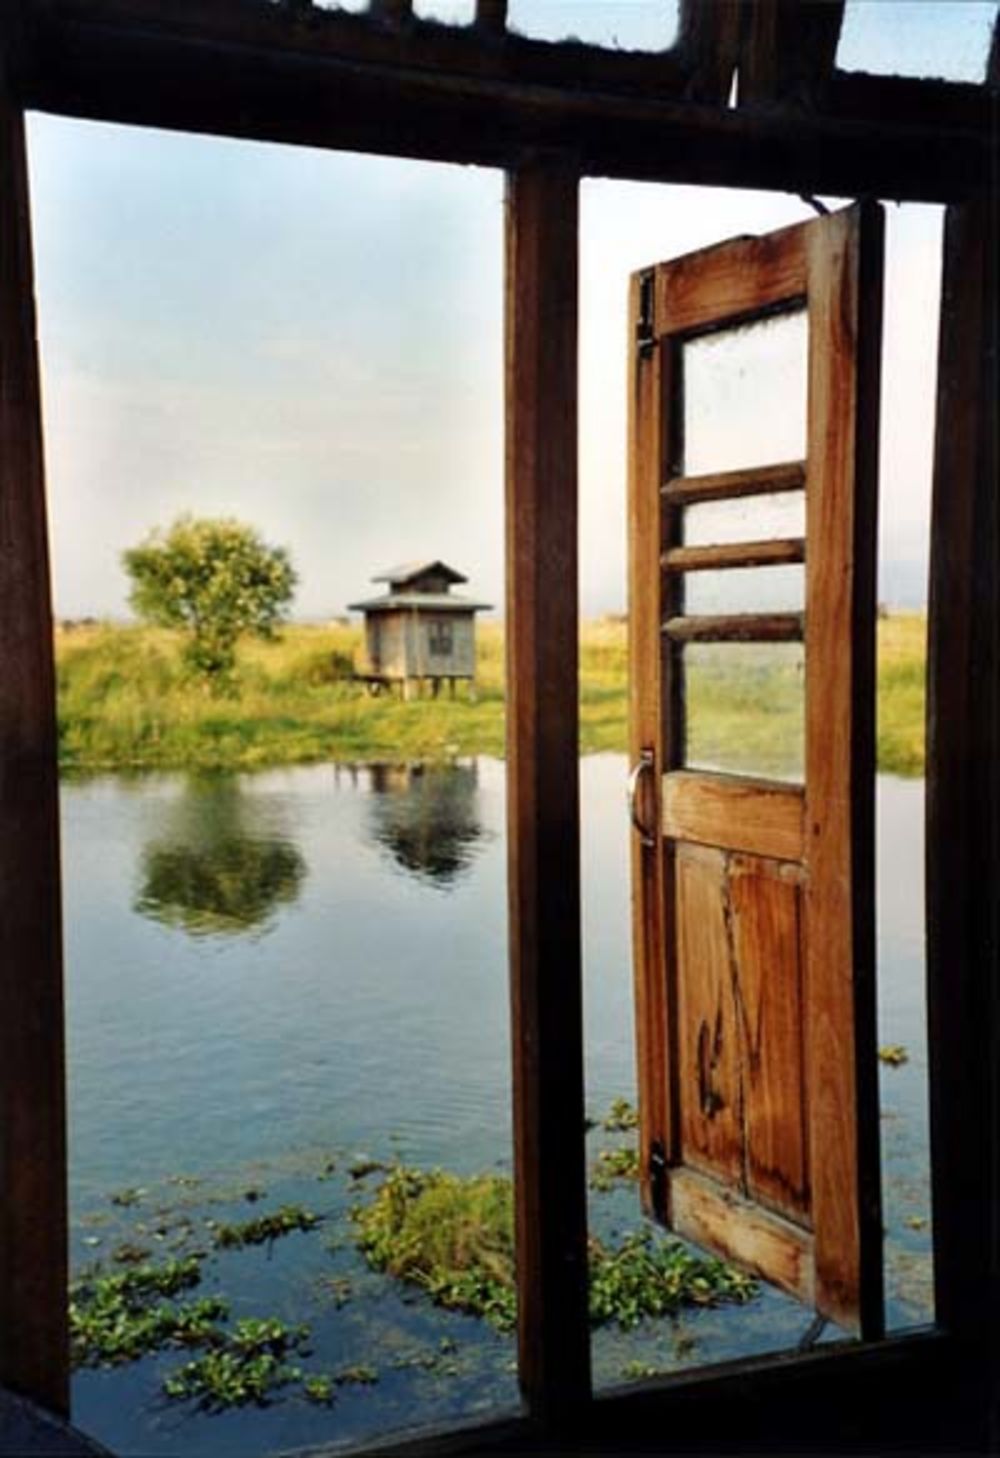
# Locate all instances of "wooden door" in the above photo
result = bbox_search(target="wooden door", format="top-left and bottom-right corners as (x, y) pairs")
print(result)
(628, 203), (884, 1337)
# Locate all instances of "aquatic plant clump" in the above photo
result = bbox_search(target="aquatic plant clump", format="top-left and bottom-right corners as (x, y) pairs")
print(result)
(69, 1257), (227, 1367)
(211, 1204), (320, 1249)
(353, 1166), (758, 1331)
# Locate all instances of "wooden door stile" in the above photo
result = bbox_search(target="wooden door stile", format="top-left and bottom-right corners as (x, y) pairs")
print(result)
(504, 161), (590, 1426)
(0, 55), (69, 1414)
(803, 201), (884, 1338)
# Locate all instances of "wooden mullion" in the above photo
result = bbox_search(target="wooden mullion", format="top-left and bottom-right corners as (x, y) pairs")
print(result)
(738, 0), (845, 111)
(663, 538), (804, 572)
(475, 0), (506, 35)
(0, 42), (69, 1414)
(803, 201), (884, 1339)
(663, 611), (804, 643)
(505, 162), (590, 1428)
(926, 192), (999, 1437)
(675, 0), (740, 104)
(664, 460), (805, 504)
(370, 0), (412, 27)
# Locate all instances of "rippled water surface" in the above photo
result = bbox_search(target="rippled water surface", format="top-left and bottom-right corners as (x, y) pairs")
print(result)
(63, 759), (931, 1455)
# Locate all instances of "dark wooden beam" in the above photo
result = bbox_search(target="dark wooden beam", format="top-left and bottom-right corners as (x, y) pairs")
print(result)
(926, 186), (999, 1449)
(475, 0), (506, 37)
(676, 0), (739, 105)
(504, 162), (590, 1428)
(8, 0), (992, 201)
(0, 19), (68, 1419)
(738, 0), (846, 110)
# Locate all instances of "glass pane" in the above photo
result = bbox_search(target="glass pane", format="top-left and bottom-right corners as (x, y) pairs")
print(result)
(683, 310), (807, 477)
(508, 0), (679, 49)
(683, 491), (806, 547)
(837, 0), (998, 83)
(414, 0), (476, 21)
(682, 642), (805, 782)
(683, 564), (804, 616)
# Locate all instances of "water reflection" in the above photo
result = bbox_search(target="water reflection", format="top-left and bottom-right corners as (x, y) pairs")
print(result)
(135, 776), (306, 937)
(363, 761), (487, 887)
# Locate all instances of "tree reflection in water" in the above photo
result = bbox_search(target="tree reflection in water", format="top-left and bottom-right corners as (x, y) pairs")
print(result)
(135, 776), (306, 937)
(365, 761), (486, 887)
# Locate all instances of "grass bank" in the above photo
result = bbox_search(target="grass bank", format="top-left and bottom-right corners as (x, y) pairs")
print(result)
(55, 615), (926, 775)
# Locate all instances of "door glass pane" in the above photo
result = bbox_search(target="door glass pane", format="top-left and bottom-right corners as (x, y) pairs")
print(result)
(683, 564), (805, 616)
(683, 310), (808, 477)
(682, 642), (805, 782)
(683, 491), (805, 547)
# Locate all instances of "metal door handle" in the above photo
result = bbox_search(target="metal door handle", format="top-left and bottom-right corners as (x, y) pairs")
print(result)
(628, 748), (657, 848)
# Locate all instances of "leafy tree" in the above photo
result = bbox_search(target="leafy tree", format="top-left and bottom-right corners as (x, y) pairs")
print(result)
(123, 516), (296, 679)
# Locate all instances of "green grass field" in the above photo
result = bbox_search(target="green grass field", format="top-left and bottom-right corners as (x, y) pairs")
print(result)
(55, 615), (926, 776)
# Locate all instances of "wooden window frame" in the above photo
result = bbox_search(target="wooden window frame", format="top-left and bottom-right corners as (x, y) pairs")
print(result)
(0, 2), (996, 1452)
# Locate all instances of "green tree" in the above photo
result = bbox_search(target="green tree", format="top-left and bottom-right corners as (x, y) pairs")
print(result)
(123, 516), (296, 679)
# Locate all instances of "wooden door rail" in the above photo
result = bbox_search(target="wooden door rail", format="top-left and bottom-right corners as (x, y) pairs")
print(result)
(663, 538), (805, 572)
(663, 612), (804, 642)
(663, 461), (806, 505)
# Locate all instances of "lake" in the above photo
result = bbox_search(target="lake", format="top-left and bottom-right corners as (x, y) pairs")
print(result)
(63, 757), (932, 1455)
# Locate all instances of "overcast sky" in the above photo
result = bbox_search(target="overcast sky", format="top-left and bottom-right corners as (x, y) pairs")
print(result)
(24, 1), (997, 621)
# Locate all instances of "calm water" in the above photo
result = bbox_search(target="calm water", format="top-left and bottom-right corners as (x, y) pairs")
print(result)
(63, 758), (932, 1455)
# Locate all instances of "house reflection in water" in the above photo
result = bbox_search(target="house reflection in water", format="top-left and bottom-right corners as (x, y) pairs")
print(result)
(135, 775), (307, 937)
(363, 760), (487, 887)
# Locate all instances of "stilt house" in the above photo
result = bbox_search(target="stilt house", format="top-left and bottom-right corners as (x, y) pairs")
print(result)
(348, 561), (491, 696)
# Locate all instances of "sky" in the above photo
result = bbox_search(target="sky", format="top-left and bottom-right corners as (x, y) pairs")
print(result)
(24, 1), (998, 622)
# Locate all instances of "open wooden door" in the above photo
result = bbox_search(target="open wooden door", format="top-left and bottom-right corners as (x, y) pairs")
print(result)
(628, 203), (884, 1337)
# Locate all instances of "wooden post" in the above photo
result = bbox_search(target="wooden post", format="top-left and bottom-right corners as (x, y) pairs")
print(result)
(926, 189), (999, 1444)
(0, 46), (69, 1416)
(504, 162), (590, 1427)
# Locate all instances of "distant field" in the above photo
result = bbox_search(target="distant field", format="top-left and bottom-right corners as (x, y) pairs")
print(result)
(55, 615), (926, 776)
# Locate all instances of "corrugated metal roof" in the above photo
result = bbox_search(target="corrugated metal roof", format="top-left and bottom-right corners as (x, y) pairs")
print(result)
(347, 592), (492, 613)
(371, 560), (467, 586)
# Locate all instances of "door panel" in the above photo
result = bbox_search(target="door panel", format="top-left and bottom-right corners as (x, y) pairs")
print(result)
(628, 203), (884, 1337)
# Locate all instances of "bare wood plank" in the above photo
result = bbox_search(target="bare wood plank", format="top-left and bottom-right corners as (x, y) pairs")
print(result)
(475, 0), (506, 34)
(663, 538), (804, 572)
(663, 771), (804, 862)
(13, 2), (990, 201)
(664, 460), (805, 505)
(655, 224), (807, 337)
(371, 0), (412, 26)
(628, 269), (675, 1209)
(0, 54), (69, 1413)
(663, 612), (804, 643)
(668, 1166), (815, 1306)
(675, 0), (740, 104)
(738, 0), (846, 111)
(674, 847), (743, 1188)
(926, 192), (999, 1385)
(504, 163), (590, 1423)
(804, 202), (883, 1339)
(728, 854), (810, 1223)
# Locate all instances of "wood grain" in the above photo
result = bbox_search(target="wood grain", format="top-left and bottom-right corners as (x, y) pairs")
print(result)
(675, 846), (743, 1187)
(728, 854), (810, 1224)
(655, 226), (806, 337)
(664, 460), (805, 505)
(663, 611), (803, 643)
(0, 60), (69, 1413)
(803, 202), (883, 1338)
(668, 1166), (815, 1306)
(628, 266), (674, 1209)
(504, 163), (590, 1421)
(663, 771), (804, 862)
(663, 538), (804, 572)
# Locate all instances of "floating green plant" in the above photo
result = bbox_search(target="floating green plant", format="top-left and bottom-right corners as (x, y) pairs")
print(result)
(162, 1317), (312, 1409)
(589, 1146), (641, 1191)
(879, 1044), (910, 1067)
(69, 1257), (227, 1368)
(602, 1097), (639, 1132)
(353, 1166), (757, 1332)
(211, 1204), (320, 1249)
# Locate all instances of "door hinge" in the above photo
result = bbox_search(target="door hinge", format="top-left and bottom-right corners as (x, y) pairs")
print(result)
(636, 269), (656, 358)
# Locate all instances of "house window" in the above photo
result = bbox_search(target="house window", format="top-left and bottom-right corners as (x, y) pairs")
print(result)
(428, 620), (453, 657)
